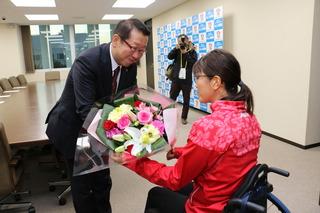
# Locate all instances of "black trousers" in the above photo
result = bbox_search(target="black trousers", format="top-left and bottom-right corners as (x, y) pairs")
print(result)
(170, 81), (192, 120)
(144, 184), (193, 213)
(67, 159), (112, 213)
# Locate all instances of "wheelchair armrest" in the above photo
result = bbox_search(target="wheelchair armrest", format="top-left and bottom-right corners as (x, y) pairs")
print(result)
(268, 167), (290, 177)
(227, 198), (265, 213)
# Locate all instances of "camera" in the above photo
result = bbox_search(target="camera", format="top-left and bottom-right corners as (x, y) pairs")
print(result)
(179, 43), (186, 50)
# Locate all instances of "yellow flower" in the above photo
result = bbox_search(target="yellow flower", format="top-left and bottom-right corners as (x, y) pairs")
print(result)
(119, 104), (133, 114)
(108, 104), (133, 122)
(140, 125), (160, 145)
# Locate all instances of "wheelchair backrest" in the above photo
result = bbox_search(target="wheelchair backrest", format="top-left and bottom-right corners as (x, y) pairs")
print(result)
(232, 164), (268, 198)
(224, 164), (270, 213)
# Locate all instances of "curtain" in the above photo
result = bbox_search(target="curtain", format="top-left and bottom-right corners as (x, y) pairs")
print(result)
(20, 25), (35, 73)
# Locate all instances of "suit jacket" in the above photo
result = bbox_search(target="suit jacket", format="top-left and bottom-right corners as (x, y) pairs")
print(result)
(45, 43), (137, 159)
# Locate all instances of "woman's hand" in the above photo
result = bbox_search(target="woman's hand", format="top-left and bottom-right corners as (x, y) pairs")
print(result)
(110, 152), (125, 164)
(166, 149), (176, 160)
(110, 151), (137, 165)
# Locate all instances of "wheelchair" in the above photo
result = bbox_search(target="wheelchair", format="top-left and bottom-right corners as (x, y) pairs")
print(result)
(223, 164), (291, 213)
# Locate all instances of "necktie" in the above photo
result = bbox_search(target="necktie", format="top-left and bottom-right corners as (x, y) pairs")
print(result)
(112, 66), (120, 96)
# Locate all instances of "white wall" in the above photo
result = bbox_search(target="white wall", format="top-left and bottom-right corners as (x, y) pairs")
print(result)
(0, 23), (25, 77)
(152, 0), (319, 146)
(25, 69), (70, 82)
(306, 0), (320, 146)
(137, 54), (147, 86)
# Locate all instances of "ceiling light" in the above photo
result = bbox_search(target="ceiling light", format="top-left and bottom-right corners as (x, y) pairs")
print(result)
(25, 15), (59, 21)
(112, 0), (155, 8)
(11, 0), (56, 7)
(102, 14), (133, 20)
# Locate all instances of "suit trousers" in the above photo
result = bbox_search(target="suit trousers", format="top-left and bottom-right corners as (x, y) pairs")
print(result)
(144, 183), (193, 213)
(169, 81), (192, 120)
(67, 159), (112, 213)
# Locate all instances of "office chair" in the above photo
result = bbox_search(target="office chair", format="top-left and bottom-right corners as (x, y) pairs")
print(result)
(47, 149), (71, 206)
(0, 122), (35, 213)
(48, 180), (71, 205)
(223, 164), (290, 213)
(16, 75), (28, 86)
(8, 76), (21, 88)
(0, 78), (14, 91)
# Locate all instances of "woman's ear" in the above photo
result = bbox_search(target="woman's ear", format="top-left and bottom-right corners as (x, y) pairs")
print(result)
(210, 76), (221, 89)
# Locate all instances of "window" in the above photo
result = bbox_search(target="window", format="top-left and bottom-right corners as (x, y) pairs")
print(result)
(30, 24), (114, 71)
(48, 25), (72, 68)
(31, 25), (50, 69)
(74, 24), (96, 57)
(74, 24), (112, 57)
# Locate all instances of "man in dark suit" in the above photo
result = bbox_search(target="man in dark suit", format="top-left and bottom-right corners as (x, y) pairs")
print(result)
(45, 19), (150, 213)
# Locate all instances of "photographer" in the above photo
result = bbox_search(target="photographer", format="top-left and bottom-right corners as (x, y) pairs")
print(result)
(168, 34), (197, 125)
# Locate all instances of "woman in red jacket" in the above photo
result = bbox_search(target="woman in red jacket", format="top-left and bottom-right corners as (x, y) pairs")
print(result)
(113, 49), (261, 213)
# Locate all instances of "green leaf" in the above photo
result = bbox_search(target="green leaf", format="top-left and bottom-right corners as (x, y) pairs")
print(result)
(113, 95), (137, 107)
(164, 103), (176, 110)
(115, 145), (125, 153)
(96, 104), (117, 150)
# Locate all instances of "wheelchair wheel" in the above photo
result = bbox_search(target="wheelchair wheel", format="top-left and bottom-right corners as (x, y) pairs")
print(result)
(267, 193), (291, 213)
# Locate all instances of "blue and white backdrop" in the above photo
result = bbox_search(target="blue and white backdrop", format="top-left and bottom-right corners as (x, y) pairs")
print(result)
(156, 6), (224, 113)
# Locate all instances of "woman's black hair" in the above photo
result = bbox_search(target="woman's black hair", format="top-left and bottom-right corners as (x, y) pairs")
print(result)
(113, 18), (150, 40)
(193, 49), (254, 114)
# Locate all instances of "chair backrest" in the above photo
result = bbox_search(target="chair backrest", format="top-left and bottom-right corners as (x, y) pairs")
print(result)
(16, 74), (28, 86)
(45, 71), (60, 81)
(0, 78), (13, 91)
(0, 122), (15, 195)
(8, 76), (21, 87)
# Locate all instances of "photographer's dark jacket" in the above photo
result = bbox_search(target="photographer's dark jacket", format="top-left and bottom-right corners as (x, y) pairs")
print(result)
(167, 48), (197, 85)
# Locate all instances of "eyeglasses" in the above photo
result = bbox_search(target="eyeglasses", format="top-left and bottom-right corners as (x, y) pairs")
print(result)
(120, 37), (146, 55)
(193, 74), (212, 81)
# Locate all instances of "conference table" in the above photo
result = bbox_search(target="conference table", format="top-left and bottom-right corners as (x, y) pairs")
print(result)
(0, 81), (65, 146)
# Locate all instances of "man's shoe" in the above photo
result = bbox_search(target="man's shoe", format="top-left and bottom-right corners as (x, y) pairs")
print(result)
(181, 118), (188, 125)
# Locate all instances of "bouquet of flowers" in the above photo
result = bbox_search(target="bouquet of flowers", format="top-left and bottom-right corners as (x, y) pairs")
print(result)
(88, 88), (177, 159)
